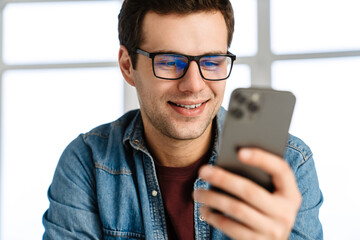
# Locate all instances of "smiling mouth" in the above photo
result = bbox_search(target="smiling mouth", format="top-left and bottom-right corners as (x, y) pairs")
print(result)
(169, 101), (207, 110)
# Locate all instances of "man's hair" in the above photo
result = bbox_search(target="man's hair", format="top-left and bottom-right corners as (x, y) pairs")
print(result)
(118, 0), (234, 69)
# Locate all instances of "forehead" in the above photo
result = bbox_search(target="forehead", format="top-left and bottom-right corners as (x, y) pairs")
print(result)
(140, 11), (228, 55)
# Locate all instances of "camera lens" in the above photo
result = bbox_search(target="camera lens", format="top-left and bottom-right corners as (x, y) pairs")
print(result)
(248, 102), (259, 113)
(230, 108), (244, 119)
(234, 92), (246, 104)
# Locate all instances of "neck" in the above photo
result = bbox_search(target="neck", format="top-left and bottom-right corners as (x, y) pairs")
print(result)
(144, 122), (214, 168)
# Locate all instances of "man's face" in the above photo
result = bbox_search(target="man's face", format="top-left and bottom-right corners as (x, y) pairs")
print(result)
(133, 11), (228, 140)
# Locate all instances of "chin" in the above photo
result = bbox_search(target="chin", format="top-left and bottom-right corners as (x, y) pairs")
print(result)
(164, 123), (210, 141)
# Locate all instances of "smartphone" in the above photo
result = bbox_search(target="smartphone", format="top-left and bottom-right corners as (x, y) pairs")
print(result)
(215, 87), (296, 192)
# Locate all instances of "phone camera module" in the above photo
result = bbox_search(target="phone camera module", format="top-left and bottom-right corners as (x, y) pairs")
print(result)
(248, 102), (259, 113)
(230, 108), (244, 119)
(234, 92), (246, 104)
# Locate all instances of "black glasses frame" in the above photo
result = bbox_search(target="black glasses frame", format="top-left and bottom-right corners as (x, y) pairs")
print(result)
(135, 48), (236, 81)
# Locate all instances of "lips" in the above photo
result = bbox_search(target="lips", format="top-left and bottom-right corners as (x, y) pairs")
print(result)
(168, 100), (208, 117)
(173, 102), (203, 109)
(169, 100), (208, 109)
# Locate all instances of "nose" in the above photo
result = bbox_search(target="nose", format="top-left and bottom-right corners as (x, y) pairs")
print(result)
(178, 61), (206, 93)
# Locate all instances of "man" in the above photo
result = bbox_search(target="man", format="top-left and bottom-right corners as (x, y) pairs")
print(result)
(43, 0), (323, 239)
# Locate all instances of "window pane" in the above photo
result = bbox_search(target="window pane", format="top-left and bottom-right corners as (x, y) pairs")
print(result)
(0, 68), (123, 240)
(271, 0), (360, 54)
(3, 1), (121, 64)
(222, 64), (251, 109)
(230, 0), (257, 56)
(272, 58), (360, 240)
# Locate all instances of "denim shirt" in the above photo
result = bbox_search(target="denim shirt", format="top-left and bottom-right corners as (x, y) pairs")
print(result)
(43, 108), (323, 240)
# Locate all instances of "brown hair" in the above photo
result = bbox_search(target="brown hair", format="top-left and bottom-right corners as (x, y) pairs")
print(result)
(118, 0), (234, 69)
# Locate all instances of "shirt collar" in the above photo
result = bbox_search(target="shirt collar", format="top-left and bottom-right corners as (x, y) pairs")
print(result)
(123, 110), (147, 151)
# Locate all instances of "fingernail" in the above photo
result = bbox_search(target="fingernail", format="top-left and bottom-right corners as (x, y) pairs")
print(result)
(199, 165), (213, 179)
(193, 190), (205, 203)
(239, 148), (252, 161)
(192, 191), (197, 201)
(199, 206), (206, 217)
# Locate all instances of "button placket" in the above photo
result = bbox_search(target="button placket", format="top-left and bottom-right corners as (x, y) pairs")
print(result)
(151, 190), (158, 197)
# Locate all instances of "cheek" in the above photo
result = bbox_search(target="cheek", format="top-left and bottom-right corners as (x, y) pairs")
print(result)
(209, 81), (226, 99)
(134, 58), (154, 83)
(133, 71), (172, 103)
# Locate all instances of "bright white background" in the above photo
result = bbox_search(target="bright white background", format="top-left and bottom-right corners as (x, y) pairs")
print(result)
(271, 1), (360, 239)
(0, 0), (360, 239)
(272, 58), (360, 240)
(0, 2), (123, 239)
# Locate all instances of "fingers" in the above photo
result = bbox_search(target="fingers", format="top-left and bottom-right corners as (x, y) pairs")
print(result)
(193, 148), (302, 239)
(194, 189), (271, 234)
(238, 148), (301, 199)
(197, 147), (301, 217)
(198, 206), (290, 240)
(197, 164), (272, 212)
(198, 206), (258, 240)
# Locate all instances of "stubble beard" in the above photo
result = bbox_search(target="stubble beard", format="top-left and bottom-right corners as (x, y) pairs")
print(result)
(142, 104), (216, 141)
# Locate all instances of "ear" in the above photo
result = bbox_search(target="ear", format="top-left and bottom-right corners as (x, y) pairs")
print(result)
(118, 45), (135, 86)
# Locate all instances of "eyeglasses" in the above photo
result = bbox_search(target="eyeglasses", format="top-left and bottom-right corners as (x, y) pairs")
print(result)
(136, 49), (236, 81)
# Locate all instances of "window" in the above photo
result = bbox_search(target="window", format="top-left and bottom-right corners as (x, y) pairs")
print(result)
(271, 0), (360, 54)
(1, 68), (122, 239)
(0, 1), (122, 239)
(3, 1), (120, 64)
(272, 57), (360, 240)
(271, 1), (360, 239)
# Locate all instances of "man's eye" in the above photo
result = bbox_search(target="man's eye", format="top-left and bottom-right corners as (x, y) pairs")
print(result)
(201, 61), (220, 68)
(203, 61), (219, 67)
(156, 61), (175, 67)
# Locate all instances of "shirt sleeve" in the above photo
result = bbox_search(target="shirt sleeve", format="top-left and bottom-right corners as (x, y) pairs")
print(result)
(287, 142), (324, 240)
(42, 135), (103, 239)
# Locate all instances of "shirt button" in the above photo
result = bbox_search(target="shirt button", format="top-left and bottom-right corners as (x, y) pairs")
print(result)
(199, 215), (205, 221)
(133, 139), (140, 145)
(152, 190), (158, 197)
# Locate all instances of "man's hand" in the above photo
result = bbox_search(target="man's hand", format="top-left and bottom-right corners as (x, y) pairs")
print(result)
(193, 148), (302, 240)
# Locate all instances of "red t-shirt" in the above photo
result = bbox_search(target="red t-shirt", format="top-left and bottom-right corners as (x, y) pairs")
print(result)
(155, 157), (207, 240)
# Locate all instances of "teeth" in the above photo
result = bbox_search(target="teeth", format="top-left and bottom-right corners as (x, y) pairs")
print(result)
(176, 103), (203, 109)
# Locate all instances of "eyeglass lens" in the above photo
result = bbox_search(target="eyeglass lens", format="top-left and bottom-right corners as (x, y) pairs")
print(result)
(153, 54), (232, 80)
